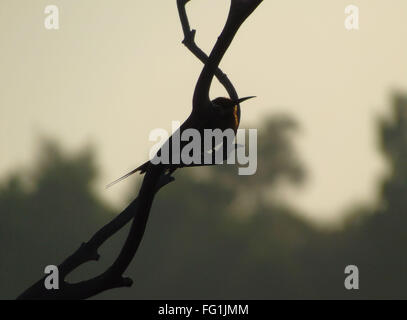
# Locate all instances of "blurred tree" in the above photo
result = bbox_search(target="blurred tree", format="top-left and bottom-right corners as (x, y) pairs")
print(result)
(2, 97), (407, 299)
(0, 140), (116, 299)
(380, 94), (407, 213)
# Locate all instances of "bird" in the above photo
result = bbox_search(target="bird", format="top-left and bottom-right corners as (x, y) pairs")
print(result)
(106, 95), (255, 188)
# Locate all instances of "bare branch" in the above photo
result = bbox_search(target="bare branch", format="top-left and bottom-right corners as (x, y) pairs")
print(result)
(17, 173), (174, 300)
(176, 0), (239, 103)
(192, 0), (263, 111)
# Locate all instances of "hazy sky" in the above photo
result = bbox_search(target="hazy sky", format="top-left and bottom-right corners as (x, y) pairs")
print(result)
(1, 0), (407, 224)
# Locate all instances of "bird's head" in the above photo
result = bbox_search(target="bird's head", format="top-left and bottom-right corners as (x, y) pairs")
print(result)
(212, 96), (256, 129)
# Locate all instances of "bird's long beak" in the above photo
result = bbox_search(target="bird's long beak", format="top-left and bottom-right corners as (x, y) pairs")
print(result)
(235, 96), (256, 104)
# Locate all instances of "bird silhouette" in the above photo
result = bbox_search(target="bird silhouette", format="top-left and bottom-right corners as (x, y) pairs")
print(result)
(107, 96), (255, 188)
(108, 0), (261, 188)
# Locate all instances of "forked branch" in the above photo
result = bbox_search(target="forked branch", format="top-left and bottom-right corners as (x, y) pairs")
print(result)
(192, 0), (263, 111)
(17, 174), (174, 300)
(177, 0), (239, 103)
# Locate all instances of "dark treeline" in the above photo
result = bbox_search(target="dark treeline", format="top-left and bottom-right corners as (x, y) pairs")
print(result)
(1, 94), (406, 299)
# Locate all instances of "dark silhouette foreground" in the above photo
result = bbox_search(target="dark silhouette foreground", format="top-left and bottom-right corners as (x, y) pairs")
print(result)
(2, 94), (407, 299)
(16, 0), (263, 299)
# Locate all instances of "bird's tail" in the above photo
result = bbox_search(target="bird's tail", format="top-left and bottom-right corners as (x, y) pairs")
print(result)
(106, 161), (150, 188)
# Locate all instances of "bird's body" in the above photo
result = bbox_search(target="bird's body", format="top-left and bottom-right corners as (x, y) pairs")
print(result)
(107, 96), (255, 188)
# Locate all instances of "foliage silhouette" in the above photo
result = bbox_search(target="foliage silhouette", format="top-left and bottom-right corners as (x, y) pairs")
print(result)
(2, 93), (407, 299)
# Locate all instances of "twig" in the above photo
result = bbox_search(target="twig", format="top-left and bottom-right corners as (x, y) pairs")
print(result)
(192, 0), (263, 112)
(176, 0), (239, 103)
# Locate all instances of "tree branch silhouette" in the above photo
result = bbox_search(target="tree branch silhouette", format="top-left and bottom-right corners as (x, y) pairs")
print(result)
(177, 0), (239, 102)
(17, 174), (174, 299)
(192, 0), (262, 112)
(17, 0), (262, 300)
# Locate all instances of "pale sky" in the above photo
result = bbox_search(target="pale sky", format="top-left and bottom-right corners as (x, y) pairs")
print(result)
(1, 0), (407, 224)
